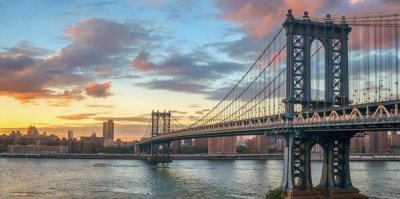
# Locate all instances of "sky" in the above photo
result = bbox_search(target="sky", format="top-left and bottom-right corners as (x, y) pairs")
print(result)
(0, 0), (398, 141)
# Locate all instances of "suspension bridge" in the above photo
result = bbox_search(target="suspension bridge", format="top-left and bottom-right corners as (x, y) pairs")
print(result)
(135, 10), (400, 198)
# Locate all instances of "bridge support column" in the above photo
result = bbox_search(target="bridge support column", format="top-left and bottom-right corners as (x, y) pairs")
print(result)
(148, 141), (172, 163)
(317, 136), (367, 199)
(281, 133), (322, 199)
(281, 133), (367, 199)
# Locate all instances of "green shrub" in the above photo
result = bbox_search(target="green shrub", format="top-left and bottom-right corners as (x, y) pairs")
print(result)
(266, 188), (282, 199)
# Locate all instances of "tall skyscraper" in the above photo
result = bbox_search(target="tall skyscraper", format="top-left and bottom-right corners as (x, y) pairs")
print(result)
(68, 130), (73, 141)
(103, 119), (114, 147)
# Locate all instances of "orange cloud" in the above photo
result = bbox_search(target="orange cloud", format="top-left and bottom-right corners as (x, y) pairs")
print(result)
(85, 82), (112, 98)
(57, 113), (99, 120)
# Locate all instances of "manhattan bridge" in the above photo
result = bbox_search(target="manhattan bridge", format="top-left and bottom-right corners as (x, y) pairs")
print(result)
(136, 10), (400, 198)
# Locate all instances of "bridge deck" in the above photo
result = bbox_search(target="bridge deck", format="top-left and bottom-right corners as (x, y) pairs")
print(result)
(138, 100), (400, 145)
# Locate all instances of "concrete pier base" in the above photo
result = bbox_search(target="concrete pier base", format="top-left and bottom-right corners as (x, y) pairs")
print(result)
(147, 156), (173, 163)
(282, 189), (323, 199)
(316, 187), (368, 199)
(282, 187), (368, 199)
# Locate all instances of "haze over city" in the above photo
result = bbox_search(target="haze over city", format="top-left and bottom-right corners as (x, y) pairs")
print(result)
(0, 0), (398, 141)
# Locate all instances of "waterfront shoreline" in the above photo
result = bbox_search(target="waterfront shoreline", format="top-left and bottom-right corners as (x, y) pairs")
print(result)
(1, 153), (400, 161)
(0, 153), (284, 160)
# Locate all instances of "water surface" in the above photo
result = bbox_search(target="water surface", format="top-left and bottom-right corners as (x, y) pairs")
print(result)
(0, 159), (399, 198)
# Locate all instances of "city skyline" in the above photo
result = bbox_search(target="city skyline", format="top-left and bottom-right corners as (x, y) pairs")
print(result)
(1, 0), (398, 141)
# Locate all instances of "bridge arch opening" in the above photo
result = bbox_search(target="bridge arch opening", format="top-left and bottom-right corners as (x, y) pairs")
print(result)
(311, 143), (324, 186)
(310, 39), (326, 104)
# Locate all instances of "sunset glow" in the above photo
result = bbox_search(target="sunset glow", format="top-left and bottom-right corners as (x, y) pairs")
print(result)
(0, 0), (398, 141)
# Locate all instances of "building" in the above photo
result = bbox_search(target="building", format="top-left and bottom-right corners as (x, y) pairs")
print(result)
(81, 133), (104, 153)
(364, 131), (389, 153)
(7, 144), (68, 154)
(103, 119), (114, 147)
(389, 131), (400, 146)
(116, 138), (122, 147)
(245, 137), (257, 152)
(208, 136), (237, 154)
(276, 138), (284, 152)
(351, 136), (365, 153)
(254, 135), (268, 154)
(0, 127), (68, 153)
(27, 126), (39, 135)
(68, 130), (73, 141)
(183, 139), (193, 146)
(311, 144), (323, 153)
(194, 138), (208, 148)
(244, 135), (269, 154)
(237, 136), (246, 147)
(171, 140), (181, 154)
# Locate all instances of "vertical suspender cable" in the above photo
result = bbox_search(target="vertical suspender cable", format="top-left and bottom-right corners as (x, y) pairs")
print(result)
(397, 15), (399, 99)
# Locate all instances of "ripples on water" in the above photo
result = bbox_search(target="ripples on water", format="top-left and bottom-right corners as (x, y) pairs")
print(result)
(0, 159), (399, 198)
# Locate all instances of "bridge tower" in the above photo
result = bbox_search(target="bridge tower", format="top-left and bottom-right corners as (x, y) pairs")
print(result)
(281, 10), (366, 199)
(148, 110), (172, 163)
(284, 10), (351, 113)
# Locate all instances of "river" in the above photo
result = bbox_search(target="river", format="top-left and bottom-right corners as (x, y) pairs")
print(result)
(0, 159), (399, 198)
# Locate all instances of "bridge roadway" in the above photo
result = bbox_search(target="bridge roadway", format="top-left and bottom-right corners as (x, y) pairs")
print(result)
(138, 99), (400, 145)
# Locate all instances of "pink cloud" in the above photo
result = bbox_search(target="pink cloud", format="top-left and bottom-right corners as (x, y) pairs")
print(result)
(216, 0), (324, 38)
(131, 51), (154, 72)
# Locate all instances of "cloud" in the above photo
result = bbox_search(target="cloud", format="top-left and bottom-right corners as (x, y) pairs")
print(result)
(132, 50), (244, 95)
(213, 0), (400, 60)
(0, 54), (35, 73)
(215, 0), (400, 39)
(137, 79), (209, 94)
(195, 109), (210, 115)
(187, 104), (200, 108)
(57, 112), (151, 124)
(85, 82), (112, 98)
(3, 42), (52, 57)
(171, 110), (187, 114)
(186, 115), (201, 122)
(57, 113), (99, 120)
(94, 116), (149, 123)
(131, 51), (154, 72)
(132, 50), (243, 80)
(0, 17), (157, 104)
(215, 0), (324, 38)
(77, 1), (117, 8)
(0, 53), (87, 102)
(50, 18), (152, 68)
(86, 104), (115, 108)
